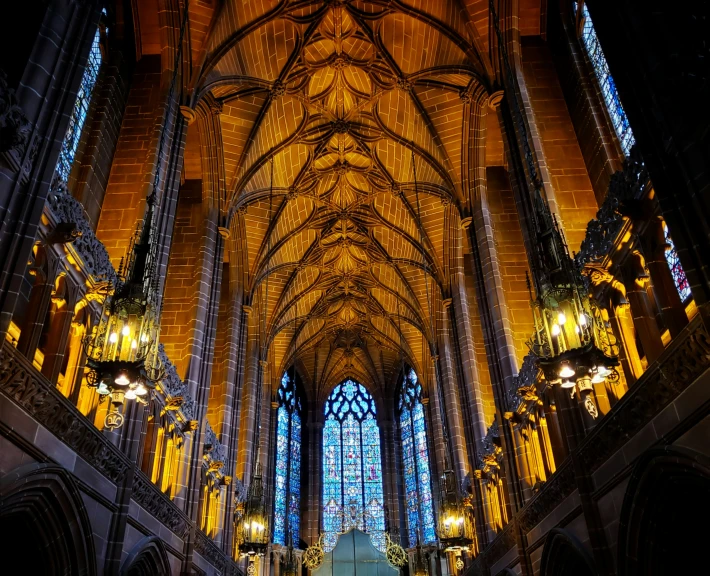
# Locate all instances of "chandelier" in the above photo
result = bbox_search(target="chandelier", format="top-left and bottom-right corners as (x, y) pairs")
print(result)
(83, 209), (162, 429)
(489, 0), (619, 411)
(238, 463), (269, 558)
(436, 469), (475, 552)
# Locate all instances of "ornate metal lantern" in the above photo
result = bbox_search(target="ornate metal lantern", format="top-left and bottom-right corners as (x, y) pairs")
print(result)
(436, 469), (475, 552)
(237, 453), (269, 558)
(83, 201), (162, 429)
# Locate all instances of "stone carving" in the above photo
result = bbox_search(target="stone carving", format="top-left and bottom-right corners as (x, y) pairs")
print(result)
(0, 342), (130, 484)
(517, 460), (575, 533)
(575, 146), (648, 268)
(195, 531), (244, 574)
(132, 470), (191, 538)
(46, 177), (117, 285)
(203, 421), (227, 483)
(483, 520), (517, 565)
(157, 343), (197, 421)
(0, 70), (32, 163)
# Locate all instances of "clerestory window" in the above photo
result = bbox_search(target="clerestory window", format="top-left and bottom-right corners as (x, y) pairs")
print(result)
(575, 2), (635, 155)
(55, 24), (103, 180)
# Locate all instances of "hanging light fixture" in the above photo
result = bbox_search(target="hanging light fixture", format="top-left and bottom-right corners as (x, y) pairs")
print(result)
(83, 0), (191, 430)
(237, 158), (275, 561)
(239, 463), (269, 558)
(409, 150), (475, 555)
(489, 0), (619, 413)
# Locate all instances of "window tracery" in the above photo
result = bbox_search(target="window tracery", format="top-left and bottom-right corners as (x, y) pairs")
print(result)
(323, 379), (386, 552)
(273, 372), (302, 546)
(56, 25), (102, 180)
(576, 2), (635, 155)
(399, 368), (436, 546)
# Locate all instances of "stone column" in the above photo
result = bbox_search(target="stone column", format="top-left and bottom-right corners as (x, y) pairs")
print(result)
(504, 414), (534, 503)
(437, 298), (469, 484)
(624, 252), (664, 365)
(236, 306), (261, 484)
(40, 280), (76, 384)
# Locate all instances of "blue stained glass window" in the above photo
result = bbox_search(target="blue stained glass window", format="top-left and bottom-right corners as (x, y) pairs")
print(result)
(56, 26), (103, 181)
(323, 380), (386, 552)
(273, 372), (302, 546)
(399, 368), (436, 547)
(664, 223), (692, 302)
(576, 3), (635, 155)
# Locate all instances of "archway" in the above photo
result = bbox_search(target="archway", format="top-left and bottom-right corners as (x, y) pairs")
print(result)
(120, 536), (171, 576)
(618, 446), (710, 576)
(540, 528), (596, 576)
(0, 463), (96, 576)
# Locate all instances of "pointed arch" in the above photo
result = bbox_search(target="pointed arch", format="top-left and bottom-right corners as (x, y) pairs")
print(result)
(540, 527), (596, 576)
(120, 536), (171, 576)
(0, 463), (96, 576)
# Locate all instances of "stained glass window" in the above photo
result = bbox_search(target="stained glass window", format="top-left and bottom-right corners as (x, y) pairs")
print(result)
(576, 3), (635, 155)
(56, 26), (103, 181)
(664, 223), (692, 302)
(323, 380), (386, 552)
(273, 372), (302, 546)
(399, 368), (436, 547)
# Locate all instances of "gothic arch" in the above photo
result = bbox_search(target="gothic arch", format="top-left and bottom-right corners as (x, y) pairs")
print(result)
(540, 528), (596, 576)
(0, 463), (96, 576)
(120, 536), (171, 576)
(618, 446), (710, 576)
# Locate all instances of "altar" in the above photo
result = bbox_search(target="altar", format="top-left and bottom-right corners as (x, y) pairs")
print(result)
(311, 529), (401, 576)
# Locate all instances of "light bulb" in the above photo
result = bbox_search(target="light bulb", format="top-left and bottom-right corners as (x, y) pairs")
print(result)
(97, 382), (110, 395)
(557, 312), (566, 325)
(141, 334), (149, 343)
(598, 366), (610, 377)
(560, 379), (576, 389)
(551, 324), (560, 336)
(109, 332), (118, 344)
(579, 314), (587, 326)
(134, 384), (148, 396)
(122, 325), (130, 337)
(559, 364), (575, 379)
(124, 389), (137, 400)
(575, 324), (580, 334)
(591, 372), (605, 384)
(131, 340), (138, 349)
(114, 372), (130, 386)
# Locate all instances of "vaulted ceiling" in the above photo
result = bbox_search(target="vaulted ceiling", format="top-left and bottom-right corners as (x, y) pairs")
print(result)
(180, 0), (537, 400)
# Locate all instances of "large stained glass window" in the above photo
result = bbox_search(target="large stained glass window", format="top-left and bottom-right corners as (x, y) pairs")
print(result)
(273, 372), (302, 546)
(576, 3), (635, 155)
(56, 25), (103, 180)
(323, 380), (386, 552)
(664, 223), (692, 302)
(399, 368), (436, 547)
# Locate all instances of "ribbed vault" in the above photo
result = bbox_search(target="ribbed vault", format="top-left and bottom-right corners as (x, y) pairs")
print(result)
(191, 0), (490, 400)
